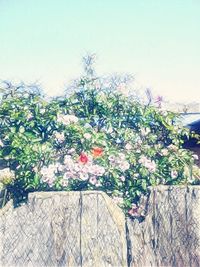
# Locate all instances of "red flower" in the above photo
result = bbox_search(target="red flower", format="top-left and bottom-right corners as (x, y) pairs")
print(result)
(92, 147), (103, 157)
(79, 152), (88, 164)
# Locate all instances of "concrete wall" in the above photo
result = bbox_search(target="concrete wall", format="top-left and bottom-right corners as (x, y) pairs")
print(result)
(0, 187), (200, 267)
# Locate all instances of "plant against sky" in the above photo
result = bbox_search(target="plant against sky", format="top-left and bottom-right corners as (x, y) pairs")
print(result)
(0, 57), (199, 217)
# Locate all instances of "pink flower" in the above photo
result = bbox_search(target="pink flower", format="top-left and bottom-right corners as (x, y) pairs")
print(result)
(155, 95), (163, 108)
(79, 152), (89, 164)
(83, 133), (92, 139)
(128, 207), (139, 217)
(128, 203), (141, 217)
(125, 143), (132, 150)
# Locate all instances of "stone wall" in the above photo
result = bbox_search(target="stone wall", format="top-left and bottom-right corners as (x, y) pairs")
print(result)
(0, 186), (200, 267)
(127, 186), (200, 267)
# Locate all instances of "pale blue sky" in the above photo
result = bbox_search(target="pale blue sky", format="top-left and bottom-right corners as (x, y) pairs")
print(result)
(0, 0), (200, 102)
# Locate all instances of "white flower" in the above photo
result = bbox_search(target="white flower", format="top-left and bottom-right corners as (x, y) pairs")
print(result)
(41, 173), (56, 184)
(41, 144), (48, 151)
(137, 140), (143, 145)
(118, 153), (126, 160)
(47, 177), (55, 187)
(69, 115), (79, 123)
(61, 179), (68, 187)
(33, 166), (39, 172)
(139, 155), (147, 164)
(141, 128), (151, 136)
(90, 165), (105, 176)
(160, 148), (168, 156)
(67, 148), (76, 154)
(27, 112), (33, 120)
(83, 133), (92, 139)
(24, 93), (29, 98)
(0, 168), (15, 183)
(139, 156), (156, 173)
(81, 165), (91, 174)
(171, 170), (178, 179)
(120, 175), (126, 182)
(63, 171), (75, 179)
(116, 138), (121, 144)
(55, 132), (65, 142)
(193, 154), (199, 160)
(108, 155), (116, 162)
(125, 143), (132, 150)
(64, 155), (74, 166)
(84, 123), (92, 129)
(146, 161), (156, 173)
(19, 126), (25, 133)
(40, 164), (57, 184)
(79, 172), (89, 181)
(41, 175), (50, 183)
(74, 164), (81, 172)
(89, 176), (98, 185)
(168, 144), (178, 151)
(95, 181), (102, 187)
(57, 114), (78, 125)
(107, 127), (113, 134)
(119, 161), (130, 172)
(0, 140), (4, 147)
(55, 163), (64, 172)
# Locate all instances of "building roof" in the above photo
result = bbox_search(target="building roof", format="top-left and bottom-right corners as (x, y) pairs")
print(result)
(179, 113), (200, 133)
(179, 113), (200, 147)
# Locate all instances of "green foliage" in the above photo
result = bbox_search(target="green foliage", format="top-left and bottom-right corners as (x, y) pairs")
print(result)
(0, 85), (199, 217)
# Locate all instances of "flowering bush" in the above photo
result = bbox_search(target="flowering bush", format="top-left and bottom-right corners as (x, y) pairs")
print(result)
(0, 85), (199, 217)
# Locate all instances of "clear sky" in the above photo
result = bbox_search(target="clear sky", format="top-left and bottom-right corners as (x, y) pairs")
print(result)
(0, 0), (200, 103)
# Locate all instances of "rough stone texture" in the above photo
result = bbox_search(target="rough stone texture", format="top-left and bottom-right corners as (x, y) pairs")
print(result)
(1, 186), (200, 267)
(127, 186), (200, 267)
(0, 191), (127, 267)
